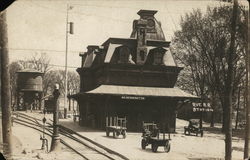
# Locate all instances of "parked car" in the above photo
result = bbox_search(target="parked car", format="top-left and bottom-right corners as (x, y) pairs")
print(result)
(141, 122), (171, 153)
(184, 119), (203, 137)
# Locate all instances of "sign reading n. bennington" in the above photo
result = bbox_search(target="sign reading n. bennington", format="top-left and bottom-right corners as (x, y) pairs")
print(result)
(121, 96), (145, 100)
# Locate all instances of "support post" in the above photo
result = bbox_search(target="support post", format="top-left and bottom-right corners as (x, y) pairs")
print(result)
(64, 108), (67, 119)
(50, 84), (61, 152)
(68, 97), (71, 111)
(110, 117), (112, 126)
(106, 117), (108, 127)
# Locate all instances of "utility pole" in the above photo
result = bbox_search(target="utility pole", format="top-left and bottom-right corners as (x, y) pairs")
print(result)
(64, 4), (74, 117)
(0, 11), (13, 159)
(50, 84), (61, 152)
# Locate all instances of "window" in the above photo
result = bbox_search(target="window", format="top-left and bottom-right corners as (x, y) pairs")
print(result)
(118, 46), (130, 64)
(140, 50), (145, 61)
(153, 52), (162, 64)
(153, 48), (165, 65)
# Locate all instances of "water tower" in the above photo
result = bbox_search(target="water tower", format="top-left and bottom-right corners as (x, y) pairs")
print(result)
(16, 69), (44, 111)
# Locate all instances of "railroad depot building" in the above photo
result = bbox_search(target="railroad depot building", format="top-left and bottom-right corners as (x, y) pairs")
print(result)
(72, 10), (197, 132)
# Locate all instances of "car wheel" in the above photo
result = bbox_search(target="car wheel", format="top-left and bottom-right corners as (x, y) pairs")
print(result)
(141, 139), (146, 149)
(113, 131), (117, 138)
(152, 143), (158, 152)
(123, 131), (126, 139)
(164, 142), (171, 153)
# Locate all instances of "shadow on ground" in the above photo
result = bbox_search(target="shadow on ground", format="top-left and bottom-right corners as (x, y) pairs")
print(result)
(203, 126), (245, 139)
(59, 121), (102, 132)
(188, 158), (223, 160)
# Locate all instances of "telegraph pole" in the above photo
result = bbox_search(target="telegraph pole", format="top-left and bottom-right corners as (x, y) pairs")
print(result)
(64, 4), (74, 117)
(0, 11), (13, 159)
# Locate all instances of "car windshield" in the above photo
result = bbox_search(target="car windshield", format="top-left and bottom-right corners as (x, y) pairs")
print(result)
(189, 119), (199, 126)
(144, 124), (157, 131)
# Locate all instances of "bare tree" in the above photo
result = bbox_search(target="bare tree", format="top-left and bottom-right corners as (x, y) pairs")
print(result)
(43, 69), (79, 97)
(171, 3), (245, 159)
(67, 71), (80, 95)
(172, 4), (246, 129)
(43, 70), (64, 96)
(9, 61), (22, 107)
(19, 52), (51, 73)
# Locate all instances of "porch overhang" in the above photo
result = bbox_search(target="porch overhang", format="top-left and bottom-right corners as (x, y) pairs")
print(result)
(71, 85), (199, 100)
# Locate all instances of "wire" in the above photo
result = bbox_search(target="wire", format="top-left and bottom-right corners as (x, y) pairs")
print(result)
(9, 48), (81, 54)
(20, 61), (79, 69)
(26, 1), (131, 23)
(47, 64), (79, 69)
(10, 48), (82, 68)
(71, 2), (142, 10)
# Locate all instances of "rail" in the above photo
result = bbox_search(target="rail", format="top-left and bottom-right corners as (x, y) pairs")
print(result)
(12, 111), (129, 160)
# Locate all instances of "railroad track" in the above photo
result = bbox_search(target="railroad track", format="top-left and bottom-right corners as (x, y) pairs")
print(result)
(13, 112), (128, 160)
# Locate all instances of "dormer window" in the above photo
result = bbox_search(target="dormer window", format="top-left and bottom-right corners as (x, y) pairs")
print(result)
(152, 47), (166, 65)
(80, 52), (87, 68)
(118, 46), (130, 64)
(153, 52), (163, 65)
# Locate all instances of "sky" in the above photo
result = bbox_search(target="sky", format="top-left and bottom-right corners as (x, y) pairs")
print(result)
(6, 0), (249, 71)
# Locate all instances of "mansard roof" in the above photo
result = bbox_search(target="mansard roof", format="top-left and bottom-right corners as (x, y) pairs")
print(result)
(80, 10), (177, 68)
(81, 38), (176, 68)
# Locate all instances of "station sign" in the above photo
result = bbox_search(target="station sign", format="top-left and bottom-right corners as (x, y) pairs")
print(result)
(192, 102), (213, 112)
(192, 102), (211, 107)
(121, 96), (145, 100)
(193, 107), (213, 112)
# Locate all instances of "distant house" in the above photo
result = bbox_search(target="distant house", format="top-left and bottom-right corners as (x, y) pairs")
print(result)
(72, 10), (197, 132)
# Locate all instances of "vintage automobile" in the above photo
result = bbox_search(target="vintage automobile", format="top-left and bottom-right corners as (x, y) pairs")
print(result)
(184, 119), (203, 137)
(141, 122), (171, 153)
(105, 116), (127, 138)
